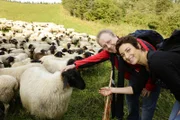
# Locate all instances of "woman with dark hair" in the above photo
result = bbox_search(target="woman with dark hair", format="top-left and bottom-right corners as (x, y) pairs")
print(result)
(99, 33), (180, 120)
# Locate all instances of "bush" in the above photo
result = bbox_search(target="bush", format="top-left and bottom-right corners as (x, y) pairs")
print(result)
(62, 0), (124, 23)
(148, 21), (159, 30)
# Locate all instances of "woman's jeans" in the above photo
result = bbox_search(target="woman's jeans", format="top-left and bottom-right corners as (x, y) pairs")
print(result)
(169, 101), (180, 120)
(126, 80), (161, 120)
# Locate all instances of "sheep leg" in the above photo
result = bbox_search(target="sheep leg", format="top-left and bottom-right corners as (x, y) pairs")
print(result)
(3, 103), (9, 117)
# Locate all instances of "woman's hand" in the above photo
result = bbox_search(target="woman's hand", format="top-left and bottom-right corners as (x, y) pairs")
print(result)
(141, 88), (151, 97)
(99, 87), (112, 96)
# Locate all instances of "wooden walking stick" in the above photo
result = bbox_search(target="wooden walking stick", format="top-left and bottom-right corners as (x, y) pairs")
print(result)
(102, 70), (113, 120)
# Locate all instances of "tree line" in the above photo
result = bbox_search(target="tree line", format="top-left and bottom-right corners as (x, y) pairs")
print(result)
(62, 0), (180, 36)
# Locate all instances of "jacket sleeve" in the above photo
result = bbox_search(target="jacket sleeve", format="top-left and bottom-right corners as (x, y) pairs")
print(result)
(131, 67), (150, 94)
(74, 50), (110, 69)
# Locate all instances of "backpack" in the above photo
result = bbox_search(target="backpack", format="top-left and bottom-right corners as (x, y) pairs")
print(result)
(151, 29), (180, 89)
(129, 29), (164, 49)
(160, 29), (180, 52)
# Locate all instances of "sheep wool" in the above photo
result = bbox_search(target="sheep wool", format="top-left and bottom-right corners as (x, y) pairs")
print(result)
(0, 75), (18, 115)
(0, 63), (43, 83)
(20, 67), (72, 119)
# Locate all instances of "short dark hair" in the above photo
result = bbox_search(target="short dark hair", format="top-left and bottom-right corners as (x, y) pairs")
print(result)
(116, 35), (141, 54)
(96, 29), (115, 43)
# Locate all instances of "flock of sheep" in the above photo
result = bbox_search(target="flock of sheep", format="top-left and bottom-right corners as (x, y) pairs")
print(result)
(7, 0), (62, 4)
(0, 18), (101, 119)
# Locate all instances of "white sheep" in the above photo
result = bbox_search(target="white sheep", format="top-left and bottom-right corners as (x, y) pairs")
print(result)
(0, 44), (16, 49)
(11, 58), (31, 67)
(10, 48), (25, 54)
(41, 57), (68, 73)
(0, 75), (18, 115)
(6, 53), (29, 66)
(0, 63), (43, 83)
(0, 53), (17, 66)
(20, 63), (85, 119)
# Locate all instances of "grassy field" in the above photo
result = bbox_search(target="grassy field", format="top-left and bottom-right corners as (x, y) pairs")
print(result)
(0, 0), (175, 120)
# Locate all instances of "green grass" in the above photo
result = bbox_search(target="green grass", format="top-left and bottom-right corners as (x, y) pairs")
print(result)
(0, 0), (175, 120)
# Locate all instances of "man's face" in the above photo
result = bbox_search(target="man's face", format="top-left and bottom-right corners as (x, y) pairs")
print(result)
(98, 33), (117, 53)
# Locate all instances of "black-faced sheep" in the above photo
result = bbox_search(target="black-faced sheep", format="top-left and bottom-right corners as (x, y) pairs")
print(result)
(6, 53), (28, 67)
(20, 59), (85, 119)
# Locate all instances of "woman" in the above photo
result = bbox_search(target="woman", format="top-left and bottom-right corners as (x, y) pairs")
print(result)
(99, 33), (180, 120)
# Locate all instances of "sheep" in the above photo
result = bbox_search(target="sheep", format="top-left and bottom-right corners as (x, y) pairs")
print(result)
(54, 51), (65, 58)
(0, 53), (17, 67)
(33, 44), (51, 53)
(48, 44), (57, 54)
(9, 48), (25, 54)
(0, 75), (18, 116)
(41, 57), (68, 73)
(0, 50), (5, 55)
(6, 53), (28, 66)
(88, 35), (96, 41)
(83, 51), (94, 58)
(20, 59), (85, 119)
(11, 25), (23, 33)
(0, 44), (16, 49)
(0, 63), (43, 83)
(11, 58), (31, 67)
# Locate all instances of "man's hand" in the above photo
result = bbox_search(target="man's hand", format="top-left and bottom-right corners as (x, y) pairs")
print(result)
(141, 88), (151, 97)
(62, 64), (76, 72)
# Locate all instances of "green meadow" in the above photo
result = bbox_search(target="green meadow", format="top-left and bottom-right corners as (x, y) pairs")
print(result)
(0, 0), (175, 120)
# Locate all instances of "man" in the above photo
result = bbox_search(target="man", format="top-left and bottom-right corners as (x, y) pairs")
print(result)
(62, 29), (160, 120)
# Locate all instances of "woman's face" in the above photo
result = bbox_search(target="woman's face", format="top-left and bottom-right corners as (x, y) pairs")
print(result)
(118, 43), (141, 65)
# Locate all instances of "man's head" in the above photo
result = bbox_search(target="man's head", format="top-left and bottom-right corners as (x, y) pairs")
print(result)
(97, 29), (118, 53)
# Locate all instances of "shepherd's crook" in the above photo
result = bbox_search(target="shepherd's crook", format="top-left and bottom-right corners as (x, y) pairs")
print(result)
(102, 70), (113, 120)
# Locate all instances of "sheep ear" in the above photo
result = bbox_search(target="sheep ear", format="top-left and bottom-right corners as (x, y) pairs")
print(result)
(62, 76), (69, 89)
(61, 71), (69, 87)
(66, 59), (75, 65)
(62, 69), (85, 90)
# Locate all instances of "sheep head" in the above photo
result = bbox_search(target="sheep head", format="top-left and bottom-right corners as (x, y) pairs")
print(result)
(6, 56), (15, 63)
(74, 56), (83, 61)
(54, 51), (65, 58)
(61, 69), (85, 90)
(83, 52), (94, 58)
(61, 58), (85, 90)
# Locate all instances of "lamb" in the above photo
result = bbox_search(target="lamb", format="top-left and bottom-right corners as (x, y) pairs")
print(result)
(0, 75), (18, 116)
(20, 59), (85, 119)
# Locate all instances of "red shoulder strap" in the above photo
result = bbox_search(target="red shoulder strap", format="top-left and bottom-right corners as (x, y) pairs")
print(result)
(137, 38), (156, 51)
